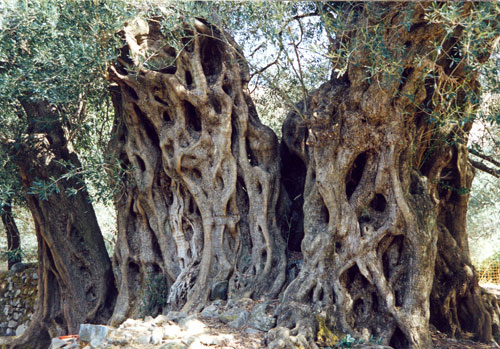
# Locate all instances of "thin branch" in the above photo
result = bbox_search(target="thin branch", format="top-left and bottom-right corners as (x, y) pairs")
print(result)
(469, 158), (500, 179)
(469, 148), (500, 168)
(249, 46), (283, 81)
(248, 10), (318, 80)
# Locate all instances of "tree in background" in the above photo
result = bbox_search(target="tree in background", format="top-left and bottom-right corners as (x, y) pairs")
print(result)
(467, 89), (500, 262)
(0, 1), (131, 346)
(0, 152), (23, 270)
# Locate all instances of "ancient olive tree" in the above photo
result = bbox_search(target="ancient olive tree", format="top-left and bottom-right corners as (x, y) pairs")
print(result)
(107, 14), (286, 323)
(0, 1), (129, 346)
(1, 1), (497, 348)
(274, 2), (500, 348)
(107, 2), (500, 348)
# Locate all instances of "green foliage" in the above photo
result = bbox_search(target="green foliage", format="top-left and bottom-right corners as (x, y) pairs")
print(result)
(337, 334), (356, 348)
(0, 0), (138, 205)
(3, 247), (24, 264)
(0, 0), (498, 278)
(0, 0), (133, 105)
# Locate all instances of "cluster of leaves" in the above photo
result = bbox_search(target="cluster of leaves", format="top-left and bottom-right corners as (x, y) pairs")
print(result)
(0, 0), (139, 203)
(2, 247), (24, 264)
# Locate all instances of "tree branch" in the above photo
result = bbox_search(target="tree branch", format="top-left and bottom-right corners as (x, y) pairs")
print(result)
(469, 147), (500, 168)
(469, 158), (500, 179)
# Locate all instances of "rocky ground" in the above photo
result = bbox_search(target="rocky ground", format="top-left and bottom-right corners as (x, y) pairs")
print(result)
(45, 297), (500, 349)
(1, 264), (500, 348)
(50, 301), (269, 349)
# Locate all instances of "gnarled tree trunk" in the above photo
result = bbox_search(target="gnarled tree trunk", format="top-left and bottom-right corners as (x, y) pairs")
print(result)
(9, 99), (116, 349)
(272, 3), (499, 348)
(1, 198), (22, 270)
(108, 18), (286, 323)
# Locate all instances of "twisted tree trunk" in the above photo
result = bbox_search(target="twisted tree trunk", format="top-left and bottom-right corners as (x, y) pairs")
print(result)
(1, 198), (22, 270)
(108, 18), (286, 323)
(272, 3), (499, 348)
(107, 4), (499, 348)
(8, 99), (116, 349)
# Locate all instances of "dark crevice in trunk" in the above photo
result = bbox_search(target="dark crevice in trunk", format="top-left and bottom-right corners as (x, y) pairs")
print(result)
(183, 100), (202, 134)
(134, 103), (160, 147)
(370, 194), (387, 212)
(279, 142), (306, 253)
(346, 152), (367, 199)
(390, 326), (410, 348)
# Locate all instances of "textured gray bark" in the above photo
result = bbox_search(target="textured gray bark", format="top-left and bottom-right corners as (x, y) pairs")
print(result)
(272, 3), (499, 348)
(8, 99), (116, 349)
(108, 18), (286, 324)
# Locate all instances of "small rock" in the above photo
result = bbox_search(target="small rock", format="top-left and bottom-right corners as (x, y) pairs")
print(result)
(220, 308), (247, 324)
(90, 337), (107, 348)
(151, 327), (163, 344)
(9, 263), (29, 275)
(210, 281), (228, 301)
(200, 304), (219, 319)
(120, 318), (139, 328)
(33, 273), (38, 280)
(187, 339), (204, 349)
(228, 310), (249, 329)
(228, 297), (253, 308)
(144, 315), (154, 323)
(3, 305), (10, 316)
(166, 311), (188, 323)
(182, 336), (198, 346)
(180, 316), (206, 336)
(163, 323), (183, 339)
(15, 323), (27, 336)
(8, 320), (17, 328)
(13, 312), (20, 321)
(199, 334), (224, 346)
(153, 314), (170, 325)
(14, 289), (21, 297)
(135, 334), (151, 345)
(107, 331), (132, 345)
(48, 338), (66, 349)
(49, 337), (78, 349)
(245, 327), (263, 335)
(248, 301), (276, 331)
(159, 340), (187, 349)
(78, 324), (111, 344)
